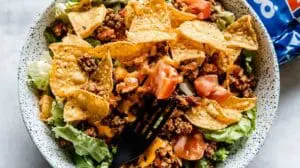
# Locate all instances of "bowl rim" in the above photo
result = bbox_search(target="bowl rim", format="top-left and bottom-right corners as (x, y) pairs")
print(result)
(18, 0), (280, 167)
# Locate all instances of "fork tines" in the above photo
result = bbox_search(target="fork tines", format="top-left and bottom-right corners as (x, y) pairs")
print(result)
(111, 97), (178, 167)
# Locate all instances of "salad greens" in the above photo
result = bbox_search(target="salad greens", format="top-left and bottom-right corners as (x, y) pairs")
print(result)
(48, 101), (64, 126)
(242, 50), (256, 75)
(196, 158), (211, 168)
(214, 5), (235, 30)
(28, 56), (52, 91)
(204, 107), (257, 144)
(53, 125), (112, 164)
(74, 154), (95, 168)
(211, 147), (229, 162)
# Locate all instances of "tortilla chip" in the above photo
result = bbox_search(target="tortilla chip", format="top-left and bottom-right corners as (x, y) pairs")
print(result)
(39, 95), (54, 121)
(127, 30), (176, 43)
(94, 41), (152, 63)
(219, 96), (257, 113)
(185, 98), (242, 130)
(204, 99), (242, 125)
(127, 0), (174, 43)
(224, 15), (258, 50)
(186, 104), (228, 130)
(66, 89), (110, 123)
(50, 42), (151, 64)
(178, 20), (227, 51)
(64, 100), (88, 122)
(68, 5), (107, 38)
(62, 34), (92, 47)
(216, 48), (242, 72)
(167, 4), (196, 28)
(138, 138), (167, 168)
(124, 0), (141, 28)
(170, 40), (205, 65)
(50, 54), (88, 97)
(90, 51), (113, 100)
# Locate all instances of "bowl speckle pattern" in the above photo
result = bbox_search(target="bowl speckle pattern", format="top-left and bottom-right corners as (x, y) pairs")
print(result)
(18, 0), (280, 168)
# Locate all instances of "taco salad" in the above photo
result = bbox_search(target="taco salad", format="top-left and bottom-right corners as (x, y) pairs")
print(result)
(27, 0), (259, 167)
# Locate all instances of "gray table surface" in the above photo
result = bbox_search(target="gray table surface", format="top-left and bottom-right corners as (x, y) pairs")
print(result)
(0, 0), (299, 167)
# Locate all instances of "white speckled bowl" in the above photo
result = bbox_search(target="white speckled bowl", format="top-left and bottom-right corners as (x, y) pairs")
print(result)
(18, 1), (280, 168)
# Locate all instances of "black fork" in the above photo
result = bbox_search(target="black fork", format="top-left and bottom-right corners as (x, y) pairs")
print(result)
(111, 96), (178, 167)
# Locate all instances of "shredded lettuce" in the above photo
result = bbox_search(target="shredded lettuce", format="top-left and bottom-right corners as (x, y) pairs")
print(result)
(53, 125), (112, 164)
(96, 162), (110, 168)
(195, 158), (211, 168)
(28, 57), (51, 91)
(48, 101), (64, 126)
(55, 3), (69, 22)
(242, 50), (256, 75)
(204, 107), (257, 144)
(74, 154), (95, 168)
(212, 147), (229, 162)
(214, 6), (235, 30)
(84, 37), (101, 47)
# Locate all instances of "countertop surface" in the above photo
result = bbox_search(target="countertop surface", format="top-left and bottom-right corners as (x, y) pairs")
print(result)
(0, 0), (299, 167)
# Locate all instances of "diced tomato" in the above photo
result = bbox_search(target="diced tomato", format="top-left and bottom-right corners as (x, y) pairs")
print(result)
(208, 86), (232, 103)
(147, 61), (180, 99)
(194, 75), (218, 97)
(174, 133), (207, 160)
(185, 0), (211, 20)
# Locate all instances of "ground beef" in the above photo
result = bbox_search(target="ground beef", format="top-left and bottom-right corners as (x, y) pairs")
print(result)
(172, 0), (188, 11)
(179, 61), (200, 81)
(152, 144), (181, 168)
(205, 141), (218, 159)
(161, 115), (193, 139)
(116, 77), (139, 94)
(84, 127), (97, 137)
(58, 139), (72, 149)
(111, 116), (126, 127)
(185, 96), (202, 106)
(95, 8), (126, 43)
(77, 54), (99, 75)
(229, 65), (256, 97)
(52, 20), (68, 39)
(156, 42), (170, 57)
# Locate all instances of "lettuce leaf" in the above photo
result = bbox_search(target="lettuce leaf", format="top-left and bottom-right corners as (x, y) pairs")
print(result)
(211, 147), (229, 162)
(204, 107), (257, 144)
(74, 154), (95, 168)
(55, 3), (69, 22)
(242, 50), (256, 75)
(53, 125), (112, 164)
(195, 158), (211, 168)
(48, 101), (64, 126)
(28, 58), (51, 91)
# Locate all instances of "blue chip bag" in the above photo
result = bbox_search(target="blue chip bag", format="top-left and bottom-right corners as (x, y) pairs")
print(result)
(246, 0), (300, 65)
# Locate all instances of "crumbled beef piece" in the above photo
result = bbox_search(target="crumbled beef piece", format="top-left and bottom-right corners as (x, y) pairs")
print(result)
(202, 63), (218, 74)
(95, 9), (126, 43)
(185, 96), (202, 106)
(52, 20), (68, 39)
(161, 115), (193, 139)
(116, 77), (139, 94)
(180, 61), (200, 81)
(172, 0), (188, 11)
(205, 141), (218, 159)
(58, 139), (72, 149)
(109, 94), (122, 109)
(229, 65), (256, 97)
(111, 116), (126, 127)
(84, 127), (97, 137)
(156, 42), (170, 57)
(152, 144), (181, 168)
(176, 96), (190, 111)
(77, 54), (99, 75)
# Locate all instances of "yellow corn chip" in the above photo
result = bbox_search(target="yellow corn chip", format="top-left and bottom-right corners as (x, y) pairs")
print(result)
(216, 48), (242, 72)
(64, 100), (88, 122)
(124, 0), (141, 28)
(68, 5), (107, 38)
(62, 34), (92, 47)
(66, 89), (110, 123)
(127, 30), (176, 43)
(178, 20), (227, 51)
(39, 95), (54, 121)
(186, 104), (228, 130)
(167, 4), (196, 28)
(185, 98), (242, 130)
(170, 40), (205, 65)
(219, 95), (257, 113)
(224, 15), (258, 50)
(50, 54), (88, 97)
(90, 51), (113, 100)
